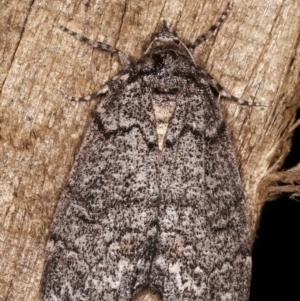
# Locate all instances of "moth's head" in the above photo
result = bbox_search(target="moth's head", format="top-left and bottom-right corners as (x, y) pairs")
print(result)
(144, 21), (195, 65)
(154, 21), (180, 44)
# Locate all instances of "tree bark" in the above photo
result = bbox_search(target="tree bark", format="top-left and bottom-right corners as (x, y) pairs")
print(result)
(0, 0), (299, 300)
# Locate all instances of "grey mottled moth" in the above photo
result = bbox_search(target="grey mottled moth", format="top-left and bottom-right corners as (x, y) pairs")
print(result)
(41, 2), (255, 301)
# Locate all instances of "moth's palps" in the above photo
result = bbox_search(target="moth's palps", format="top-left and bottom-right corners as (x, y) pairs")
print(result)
(41, 2), (254, 301)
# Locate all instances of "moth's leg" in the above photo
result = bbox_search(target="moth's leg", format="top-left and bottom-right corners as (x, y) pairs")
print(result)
(57, 25), (130, 102)
(57, 24), (130, 66)
(61, 85), (110, 102)
(200, 70), (264, 107)
(188, 2), (232, 51)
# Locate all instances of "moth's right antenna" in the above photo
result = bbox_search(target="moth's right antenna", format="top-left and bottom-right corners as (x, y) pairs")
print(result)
(188, 2), (232, 51)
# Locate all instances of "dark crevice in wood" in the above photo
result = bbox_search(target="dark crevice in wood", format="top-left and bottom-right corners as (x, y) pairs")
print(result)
(281, 108), (300, 170)
(250, 197), (300, 301)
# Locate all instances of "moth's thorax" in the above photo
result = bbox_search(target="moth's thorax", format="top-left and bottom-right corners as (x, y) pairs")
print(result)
(144, 37), (194, 150)
(145, 46), (192, 151)
(140, 45), (193, 92)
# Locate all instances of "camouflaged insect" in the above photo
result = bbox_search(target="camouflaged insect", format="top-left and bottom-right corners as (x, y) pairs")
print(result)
(41, 2), (255, 301)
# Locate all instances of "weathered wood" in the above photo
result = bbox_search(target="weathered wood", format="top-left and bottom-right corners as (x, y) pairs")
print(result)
(0, 1), (299, 300)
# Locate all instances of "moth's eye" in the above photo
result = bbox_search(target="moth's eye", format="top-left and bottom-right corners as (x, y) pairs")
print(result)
(169, 50), (178, 59)
(152, 53), (163, 64)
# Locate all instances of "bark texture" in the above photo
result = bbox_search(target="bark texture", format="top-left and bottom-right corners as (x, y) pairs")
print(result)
(0, 0), (299, 300)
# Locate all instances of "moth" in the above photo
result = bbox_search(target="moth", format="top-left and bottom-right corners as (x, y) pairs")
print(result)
(41, 2), (255, 301)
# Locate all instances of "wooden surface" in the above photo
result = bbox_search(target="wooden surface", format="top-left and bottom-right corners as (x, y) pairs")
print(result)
(1, 0), (300, 300)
